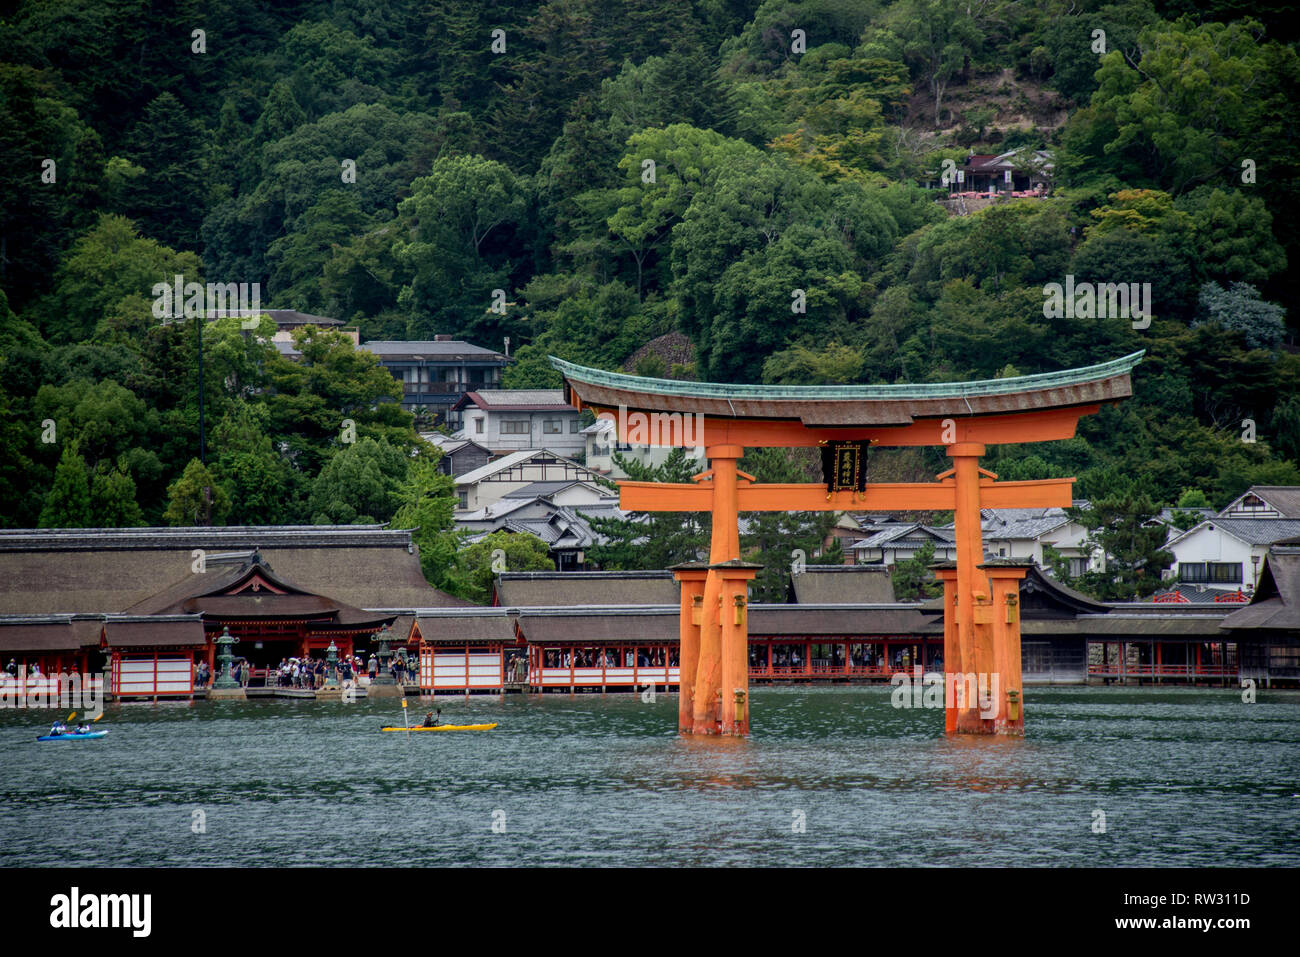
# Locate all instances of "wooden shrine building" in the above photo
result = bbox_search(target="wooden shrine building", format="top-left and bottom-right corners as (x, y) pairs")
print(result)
(0, 526), (469, 697)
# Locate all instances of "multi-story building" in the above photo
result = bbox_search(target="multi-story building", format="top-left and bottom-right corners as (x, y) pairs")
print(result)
(360, 338), (510, 416)
(419, 433), (494, 477)
(450, 390), (585, 457)
(980, 505), (1097, 576)
(1165, 518), (1300, 593)
(453, 449), (609, 512)
(1161, 487), (1300, 595)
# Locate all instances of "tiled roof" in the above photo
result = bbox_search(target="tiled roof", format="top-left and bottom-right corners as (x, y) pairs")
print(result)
(1172, 518), (1300, 547)
(1222, 486), (1300, 518)
(1149, 583), (1252, 604)
(496, 571), (678, 607)
(983, 514), (1072, 540)
(502, 480), (609, 499)
(0, 526), (471, 613)
(454, 449), (592, 486)
(456, 389), (573, 411)
(850, 524), (956, 549)
(790, 566), (896, 603)
(360, 340), (507, 358)
(1221, 548), (1300, 630)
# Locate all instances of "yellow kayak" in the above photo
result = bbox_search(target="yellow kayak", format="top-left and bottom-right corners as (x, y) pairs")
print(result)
(380, 723), (497, 732)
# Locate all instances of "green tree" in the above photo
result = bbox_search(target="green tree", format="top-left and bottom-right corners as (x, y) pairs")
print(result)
(744, 511), (843, 603)
(39, 445), (93, 528)
(1168, 487), (1210, 531)
(1067, 468), (1174, 600)
(762, 341), (863, 384)
(33, 214), (201, 343)
(90, 463), (144, 527)
(0, 64), (104, 311)
(886, 0), (984, 126)
(1068, 19), (1281, 196)
(582, 125), (767, 299)
(395, 154), (527, 338)
(489, 0), (613, 170)
(267, 191), (370, 309)
(390, 455), (464, 590)
(121, 92), (210, 251)
(705, 223), (863, 381)
(1176, 186), (1287, 286)
(265, 326), (411, 476)
(584, 447), (710, 568)
(163, 458), (231, 526)
(892, 539), (943, 601)
(455, 530), (555, 604)
(307, 437), (410, 525)
(212, 402), (299, 525)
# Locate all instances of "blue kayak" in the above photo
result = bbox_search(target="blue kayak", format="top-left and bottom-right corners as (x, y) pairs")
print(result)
(37, 730), (108, 741)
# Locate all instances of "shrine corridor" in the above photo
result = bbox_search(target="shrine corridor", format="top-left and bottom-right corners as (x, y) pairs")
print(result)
(4, 686), (1297, 867)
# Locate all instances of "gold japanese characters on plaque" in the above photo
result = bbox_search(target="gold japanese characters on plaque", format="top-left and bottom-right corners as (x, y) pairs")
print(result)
(819, 440), (870, 496)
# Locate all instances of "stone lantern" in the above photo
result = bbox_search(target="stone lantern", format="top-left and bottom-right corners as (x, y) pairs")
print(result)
(372, 627), (395, 685)
(212, 626), (241, 689)
(366, 626), (402, 698)
(324, 639), (340, 687)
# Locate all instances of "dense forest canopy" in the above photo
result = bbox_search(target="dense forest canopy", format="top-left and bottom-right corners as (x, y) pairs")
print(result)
(1, 0), (1298, 599)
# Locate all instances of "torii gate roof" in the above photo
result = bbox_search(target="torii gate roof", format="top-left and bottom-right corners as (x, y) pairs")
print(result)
(550, 352), (1144, 428)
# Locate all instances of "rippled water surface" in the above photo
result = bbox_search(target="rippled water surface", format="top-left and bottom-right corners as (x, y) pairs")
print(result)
(2, 687), (1298, 866)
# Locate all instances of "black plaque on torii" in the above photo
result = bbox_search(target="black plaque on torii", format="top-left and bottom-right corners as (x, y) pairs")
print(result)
(819, 440), (870, 495)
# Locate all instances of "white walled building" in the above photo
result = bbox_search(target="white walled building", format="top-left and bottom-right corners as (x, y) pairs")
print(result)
(848, 524), (957, 565)
(1164, 518), (1300, 592)
(581, 417), (706, 478)
(450, 390), (585, 457)
(981, 506), (1099, 576)
(453, 450), (610, 512)
(1218, 487), (1300, 519)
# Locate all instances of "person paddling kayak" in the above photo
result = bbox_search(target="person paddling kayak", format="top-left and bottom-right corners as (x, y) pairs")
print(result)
(422, 709), (442, 728)
(50, 719), (67, 736)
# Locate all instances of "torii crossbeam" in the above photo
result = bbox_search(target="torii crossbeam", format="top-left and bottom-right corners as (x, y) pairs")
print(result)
(551, 352), (1144, 737)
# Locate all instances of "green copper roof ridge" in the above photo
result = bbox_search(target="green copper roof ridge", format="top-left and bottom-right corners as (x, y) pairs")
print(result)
(549, 350), (1145, 400)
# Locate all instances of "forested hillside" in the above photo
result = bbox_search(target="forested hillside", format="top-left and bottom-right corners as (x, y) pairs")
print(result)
(2, 0), (1298, 548)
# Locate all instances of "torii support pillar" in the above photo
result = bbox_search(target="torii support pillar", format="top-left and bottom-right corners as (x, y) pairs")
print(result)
(933, 566), (962, 734)
(716, 560), (761, 735)
(934, 560), (1031, 735)
(669, 563), (709, 733)
(948, 442), (992, 733)
(983, 561), (1030, 735)
(688, 445), (761, 735)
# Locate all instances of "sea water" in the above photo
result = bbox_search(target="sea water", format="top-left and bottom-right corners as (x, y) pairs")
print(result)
(1, 686), (1296, 866)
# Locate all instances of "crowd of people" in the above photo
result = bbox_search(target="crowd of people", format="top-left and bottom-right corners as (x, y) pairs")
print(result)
(747, 645), (944, 672)
(540, 648), (678, 669)
(187, 650), (425, 690)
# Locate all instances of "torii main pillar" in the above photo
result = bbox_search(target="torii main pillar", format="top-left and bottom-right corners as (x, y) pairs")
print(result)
(552, 351), (1144, 737)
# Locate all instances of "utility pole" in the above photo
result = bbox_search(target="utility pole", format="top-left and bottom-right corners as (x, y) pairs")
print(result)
(197, 311), (205, 465)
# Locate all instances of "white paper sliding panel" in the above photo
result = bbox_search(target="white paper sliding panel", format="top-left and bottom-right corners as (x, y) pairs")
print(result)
(117, 657), (193, 696)
(425, 650), (503, 689)
(155, 658), (194, 694)
(466, 653), (502, 688)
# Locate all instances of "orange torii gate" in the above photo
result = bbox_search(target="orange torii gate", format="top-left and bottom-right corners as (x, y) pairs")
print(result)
(551, 352), (1144, 736)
